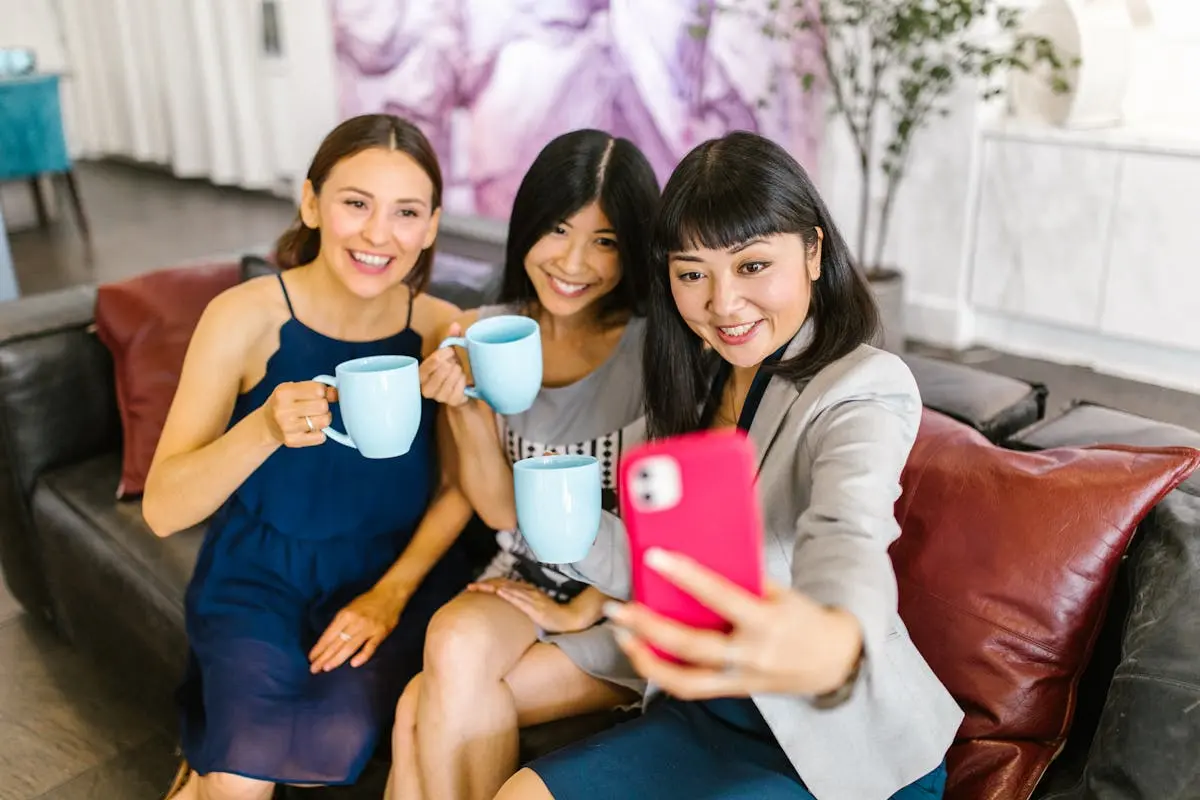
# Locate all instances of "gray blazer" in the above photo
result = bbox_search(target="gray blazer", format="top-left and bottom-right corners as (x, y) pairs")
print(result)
(568, 336), (964, 800)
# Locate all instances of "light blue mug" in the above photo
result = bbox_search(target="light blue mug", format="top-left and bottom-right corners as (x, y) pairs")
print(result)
(0, 49), (35, 78)
(513, 454), (602, 564)
(312, 355), (421, 459)
(439, 315), (542, 414)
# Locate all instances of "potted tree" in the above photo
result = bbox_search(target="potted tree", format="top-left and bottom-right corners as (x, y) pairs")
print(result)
(703, 0), (1075, 350)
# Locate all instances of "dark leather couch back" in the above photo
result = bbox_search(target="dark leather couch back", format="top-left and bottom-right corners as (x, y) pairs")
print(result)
(0, 286), (122, 620)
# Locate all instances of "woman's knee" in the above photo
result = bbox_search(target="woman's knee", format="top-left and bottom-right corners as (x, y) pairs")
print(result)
(200, 771), (274, 800)
(423, 594), (526, 680)
(494, 767), (555, 800)
(392, 674), (422, 747)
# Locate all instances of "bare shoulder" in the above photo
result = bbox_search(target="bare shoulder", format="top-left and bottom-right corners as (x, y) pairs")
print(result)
(411, 293), (480, 356)
(196, 275), (285, 345)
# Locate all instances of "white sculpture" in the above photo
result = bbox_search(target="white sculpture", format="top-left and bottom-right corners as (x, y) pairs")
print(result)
(1008, 0), (1134, 128)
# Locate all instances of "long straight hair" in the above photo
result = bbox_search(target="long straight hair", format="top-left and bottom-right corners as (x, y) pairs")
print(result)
(274, 114), (443, 293)
(498, 129), (660, 322)
(644, 131), (880, 438)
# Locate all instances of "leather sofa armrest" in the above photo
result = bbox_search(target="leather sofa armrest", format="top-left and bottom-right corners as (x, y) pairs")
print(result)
(0, 285), (122, 619)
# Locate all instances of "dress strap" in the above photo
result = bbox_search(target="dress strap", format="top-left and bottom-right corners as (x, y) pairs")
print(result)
(275, 272), (296, 318)
(405, 284), (415, 329)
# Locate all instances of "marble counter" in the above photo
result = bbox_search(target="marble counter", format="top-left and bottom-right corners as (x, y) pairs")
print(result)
(965, 124), (1200, 393)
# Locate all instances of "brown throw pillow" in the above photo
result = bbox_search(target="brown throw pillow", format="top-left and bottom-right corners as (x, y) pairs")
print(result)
(94, 262), (240, 498)
(891, 409), (1200, 800)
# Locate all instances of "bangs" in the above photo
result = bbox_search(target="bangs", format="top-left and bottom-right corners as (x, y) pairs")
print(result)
(657, 168), (800, 256)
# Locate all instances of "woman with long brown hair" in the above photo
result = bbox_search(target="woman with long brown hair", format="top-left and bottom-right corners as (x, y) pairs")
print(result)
(144, 114), (476, 799)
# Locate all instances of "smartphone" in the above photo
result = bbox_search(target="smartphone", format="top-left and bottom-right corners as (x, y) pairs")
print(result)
(618, 428), (765, 659)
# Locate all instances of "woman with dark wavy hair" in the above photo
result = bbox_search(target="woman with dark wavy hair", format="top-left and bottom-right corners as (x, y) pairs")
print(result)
(497, 131), (962, 800)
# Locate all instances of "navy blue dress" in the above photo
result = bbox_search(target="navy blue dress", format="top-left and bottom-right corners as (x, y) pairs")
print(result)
(177, 275), (471, 785)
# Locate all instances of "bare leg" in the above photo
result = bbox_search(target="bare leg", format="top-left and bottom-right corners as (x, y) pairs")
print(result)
(171, 771), (273, 800)
(414, 592), (635, 800)
(494, 768), (556, 800)
(386, 674), (426, 800)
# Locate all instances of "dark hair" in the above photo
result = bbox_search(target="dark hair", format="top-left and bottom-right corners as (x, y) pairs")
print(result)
(498, 129), (659, 321)
(274, 114), (443, 293)
(645, 131), (880, 438)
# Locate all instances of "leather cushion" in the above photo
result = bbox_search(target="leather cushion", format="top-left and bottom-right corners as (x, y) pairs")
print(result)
(37, 452), (203, 609)
(94, 263), (240, 497)
(902, 353), (1046, 443)
(892, 410), (1200, 800)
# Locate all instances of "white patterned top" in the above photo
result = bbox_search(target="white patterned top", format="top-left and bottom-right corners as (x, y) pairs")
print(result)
(475, 304), (647, 602)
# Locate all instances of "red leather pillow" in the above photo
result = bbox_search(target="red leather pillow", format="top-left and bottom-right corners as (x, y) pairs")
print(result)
(94, 262), (240, 498)
(892, 410), (1200, 800)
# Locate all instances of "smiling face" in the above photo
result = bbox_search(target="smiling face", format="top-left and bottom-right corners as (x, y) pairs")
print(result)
(523, 201), (622, 320)
(300, 147), (440, 298)
(669, 230), (823, 368)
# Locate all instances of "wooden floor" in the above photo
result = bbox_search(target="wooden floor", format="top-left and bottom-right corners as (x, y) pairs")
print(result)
(1, 159), (1198, 799)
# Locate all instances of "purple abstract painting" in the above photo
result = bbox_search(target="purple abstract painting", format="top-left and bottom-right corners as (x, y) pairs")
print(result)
(331, 0), (824, 219)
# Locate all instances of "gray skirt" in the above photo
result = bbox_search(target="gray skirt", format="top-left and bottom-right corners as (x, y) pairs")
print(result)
(478, 546), (646, 695)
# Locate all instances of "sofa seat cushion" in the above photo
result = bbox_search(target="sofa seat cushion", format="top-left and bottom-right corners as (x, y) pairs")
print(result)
(901, 353), (1046, 442)
(892, 410), (1200, 800)
(1009, 401), (1200, 494)
(36, 452), (203, 609)
(94, 262), (241, 498)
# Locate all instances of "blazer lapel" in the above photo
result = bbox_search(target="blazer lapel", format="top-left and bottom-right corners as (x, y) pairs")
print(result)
(747, 321), (813, 473)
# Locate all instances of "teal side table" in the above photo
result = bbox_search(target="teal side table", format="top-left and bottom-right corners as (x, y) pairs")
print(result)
(0, 73), (89, 240)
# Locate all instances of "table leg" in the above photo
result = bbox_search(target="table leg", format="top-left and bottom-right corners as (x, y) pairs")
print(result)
(28, 177), (49, 227)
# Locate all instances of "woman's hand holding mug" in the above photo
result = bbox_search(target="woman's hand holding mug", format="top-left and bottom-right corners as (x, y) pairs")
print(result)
(419, 322), (470, 407)
(262, 381), (337, 448)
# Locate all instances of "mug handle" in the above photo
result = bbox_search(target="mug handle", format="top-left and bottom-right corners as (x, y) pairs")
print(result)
(437, 336), (483, 401)
(311, 375), (356, 449)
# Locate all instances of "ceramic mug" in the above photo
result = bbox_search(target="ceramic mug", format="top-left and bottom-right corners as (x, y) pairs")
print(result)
(439, 315), (542, 414)
(513, 454), (602, 564)
(312, 355), (421, 459)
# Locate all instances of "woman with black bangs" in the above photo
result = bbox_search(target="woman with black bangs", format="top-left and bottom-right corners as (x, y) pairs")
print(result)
(496, 131), (962, 800)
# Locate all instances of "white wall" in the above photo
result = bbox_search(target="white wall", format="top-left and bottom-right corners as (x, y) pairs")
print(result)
(0, 0), (68, 70)
(275, 0), (340, 200)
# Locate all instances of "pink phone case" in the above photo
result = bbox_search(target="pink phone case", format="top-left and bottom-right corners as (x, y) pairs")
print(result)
(618, 428), (765, 657)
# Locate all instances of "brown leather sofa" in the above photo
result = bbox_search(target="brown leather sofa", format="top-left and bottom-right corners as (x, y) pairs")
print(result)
(0, 247), (1196, 799)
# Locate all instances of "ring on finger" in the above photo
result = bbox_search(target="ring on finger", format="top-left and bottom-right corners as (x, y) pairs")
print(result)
(305, 415), (315, 433)
(338, 631), (352, 642)
(722, 645), (741, 675)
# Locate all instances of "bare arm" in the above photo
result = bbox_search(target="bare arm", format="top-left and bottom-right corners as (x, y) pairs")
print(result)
(446, 400), (516, 530)
(142, 289), (280, 537)
(421, 308), (519, 531)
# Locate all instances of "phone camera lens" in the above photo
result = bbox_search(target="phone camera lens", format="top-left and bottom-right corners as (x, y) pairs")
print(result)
(638, 469), (650, 480)
(641, 492), (653, 503)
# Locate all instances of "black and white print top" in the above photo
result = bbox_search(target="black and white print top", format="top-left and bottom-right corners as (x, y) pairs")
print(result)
(473, 305), (647, 603)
